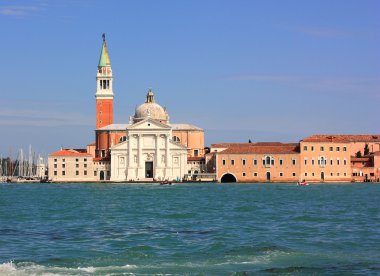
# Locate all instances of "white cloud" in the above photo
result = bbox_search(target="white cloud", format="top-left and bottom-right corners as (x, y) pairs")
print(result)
(0, 5), (41, 17)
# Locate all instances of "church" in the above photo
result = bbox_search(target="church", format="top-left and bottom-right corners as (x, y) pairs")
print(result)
(48, 34), (205, 182)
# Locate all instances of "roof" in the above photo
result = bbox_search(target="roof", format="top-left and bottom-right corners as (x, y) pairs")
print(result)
(49, 149), (92, 157)
(188, 157), (205, 161)
(87, 142), (96, 146)
(98, 33), (111, 67)
(97, 124), (130, 131)
(302, 134), (380, 143)
(220, 144), (300, 154)
(171, 123), (203, 131)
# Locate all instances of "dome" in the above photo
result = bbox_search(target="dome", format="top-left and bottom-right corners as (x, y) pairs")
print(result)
(133, 89), (169, 123)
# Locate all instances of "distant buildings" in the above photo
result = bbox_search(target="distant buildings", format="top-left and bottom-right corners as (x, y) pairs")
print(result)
(48, 35), (380, 183)
(206, 135), (380, 183)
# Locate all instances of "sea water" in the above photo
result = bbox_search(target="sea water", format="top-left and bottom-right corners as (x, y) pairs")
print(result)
(0, 183), (379, 275)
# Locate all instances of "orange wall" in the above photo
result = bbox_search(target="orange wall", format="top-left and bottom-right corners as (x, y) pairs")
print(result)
(172, 130), (204, 157)
(96, 99), (113, 129)
(216, 153), (300, 182)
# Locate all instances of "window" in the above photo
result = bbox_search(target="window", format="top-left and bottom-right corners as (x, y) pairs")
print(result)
(292, 159), (296, 165)
(343, 147), (347, 152)
(54, 164), (57, 168)
(84, 171), (87, 176)
(337, 173), (340, 176)
(222, 159), (226, 166)
(344, 173), (346, 176)
(231, 159), (235, 165)
(62, 164), (65, 168)
(242, 172), (246, 176)
(254, 172), (258, 176)
(292, 172), (296, 176)
(330, 173), (333, 176)
(62, 171), (65, 176)
(279, 172), (283, 177)
(76, 171), (79, 175)
(173, 136), (180, 142)
(312, 173), (315, 176)
(311, 146), (314, 151)
(305, 173), (308, 176)
(54, 171), (57, 176)
(266, 156), (271, 165)
(262, 159), (265, 165)
(344, 159), (347, 165)
(304, 158), (307, 165)
(76, 158), (79, 162)
(336, 147), (340, 152)
(279, 159), (283, 165)
(303, 146), (307, 151)
(320, 146), (324, 151)
(254, 159), (257, 165)
(242, 159), (246, 166)
(62, 159), (65, 162)
(330, 159), (333, 165)
(329, 147), (333, 151)
(337, 159), (340, 165)
(312, 159), (315, 165)
(94, 171), (97, 176)
(84, 164), (87, 168)
(76, 164), (79, 168)
(54, 159), (57, 162)
(84, 158), (87, 162)
(194, 150), (199, 157)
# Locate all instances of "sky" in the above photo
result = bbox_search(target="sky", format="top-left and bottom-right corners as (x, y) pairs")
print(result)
(0, 0), (379, 157)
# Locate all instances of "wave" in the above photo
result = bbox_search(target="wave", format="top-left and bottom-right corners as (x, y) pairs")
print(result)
(0, 261), (137, 276)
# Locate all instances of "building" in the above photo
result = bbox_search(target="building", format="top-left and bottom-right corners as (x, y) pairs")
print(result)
(206, 142), (300, 182)
(207, 135), (380, 183)
(48, 34), (205, 182)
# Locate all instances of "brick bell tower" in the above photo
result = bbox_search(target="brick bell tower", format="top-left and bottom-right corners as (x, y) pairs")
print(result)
(95, 33), (114, 129)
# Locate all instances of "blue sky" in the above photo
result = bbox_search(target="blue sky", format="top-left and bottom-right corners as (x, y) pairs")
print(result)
(0, 0), (379, 156)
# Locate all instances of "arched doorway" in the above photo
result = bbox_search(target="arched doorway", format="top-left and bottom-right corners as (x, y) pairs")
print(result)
(100, 171), (105, 181)
(266, 172), (271, 181)
(221, 173), (237, 183)
(321, 172), (324, 182)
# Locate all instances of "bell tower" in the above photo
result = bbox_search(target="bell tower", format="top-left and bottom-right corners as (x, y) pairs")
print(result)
(95, 33), (114, 129)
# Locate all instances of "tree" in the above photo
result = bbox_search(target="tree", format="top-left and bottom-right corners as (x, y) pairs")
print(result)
(356, 151), (362, 158)
(364, 144), (370, 156)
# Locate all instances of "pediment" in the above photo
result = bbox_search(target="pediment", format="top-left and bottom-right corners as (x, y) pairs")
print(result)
(127, 118), (171, 130)
(110, 140), (128, 150)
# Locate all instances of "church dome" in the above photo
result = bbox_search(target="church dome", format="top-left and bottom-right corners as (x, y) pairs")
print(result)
(133, 89), (169, 123)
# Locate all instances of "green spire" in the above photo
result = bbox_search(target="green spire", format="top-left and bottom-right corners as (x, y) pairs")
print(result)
(98, 33), (111, 67)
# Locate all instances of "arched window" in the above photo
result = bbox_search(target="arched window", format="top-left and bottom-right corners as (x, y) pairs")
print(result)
(173, 136), (180, 142)
(266, 156), (271, 165)
(119, 136), (127, 142)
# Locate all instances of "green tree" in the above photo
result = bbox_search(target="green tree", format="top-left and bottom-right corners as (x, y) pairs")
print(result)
(364, 144), (370, 155)
(356, 151), (362, 158)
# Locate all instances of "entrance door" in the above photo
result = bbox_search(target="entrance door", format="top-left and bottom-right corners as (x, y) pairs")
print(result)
(100, 171), (105, 180)
(145, 161), (153, 178)
(266, 172), (271, 181)
(321, 172), (325, 182)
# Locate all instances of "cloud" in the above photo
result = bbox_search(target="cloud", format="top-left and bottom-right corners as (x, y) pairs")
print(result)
(0, 109), (92, 127)
(227, 74), (380, 95)
(0, 5), (41, 17)
(276, 24), (351, 38)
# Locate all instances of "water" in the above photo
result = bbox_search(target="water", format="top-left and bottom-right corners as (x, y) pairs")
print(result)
(0, 183), (379, 275)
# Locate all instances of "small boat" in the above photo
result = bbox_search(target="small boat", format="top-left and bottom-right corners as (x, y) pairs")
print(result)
(297, 181), (309, 186)
(160, 180), (172, 185)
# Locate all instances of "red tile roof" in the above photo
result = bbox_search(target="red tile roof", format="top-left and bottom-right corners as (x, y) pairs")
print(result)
(214, 143), (300, 154)
(188, 157), (205, 161)
(49, 149), (92, 157)
(302, 134), (380, 143)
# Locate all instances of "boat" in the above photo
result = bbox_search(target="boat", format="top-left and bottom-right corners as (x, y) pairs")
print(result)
(297, 181), (309, 186)
(160, 180), (172, 185)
